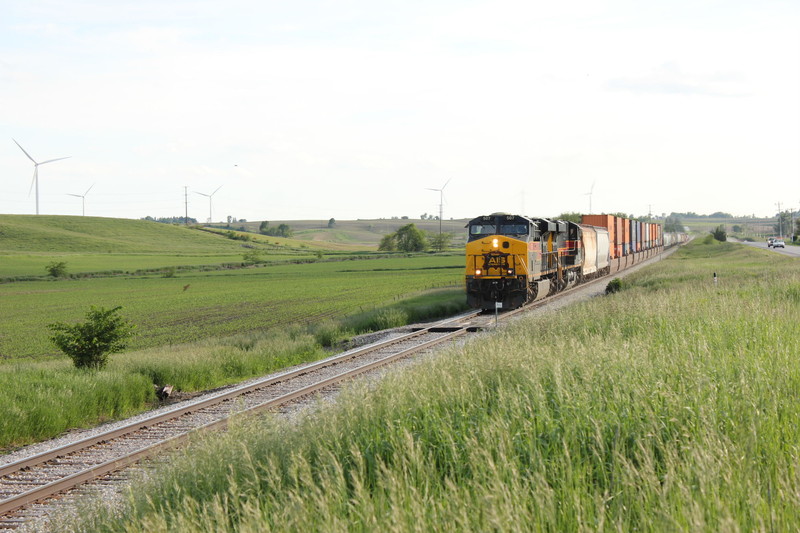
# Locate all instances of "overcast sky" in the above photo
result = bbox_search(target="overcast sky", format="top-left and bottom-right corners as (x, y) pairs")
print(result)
(1, 0), (798, 222)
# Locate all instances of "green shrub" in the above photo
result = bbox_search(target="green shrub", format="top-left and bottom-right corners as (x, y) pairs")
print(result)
(45, 261), (67, 277)
(605, 277), (625, 294)
(49, 306), (136, 370)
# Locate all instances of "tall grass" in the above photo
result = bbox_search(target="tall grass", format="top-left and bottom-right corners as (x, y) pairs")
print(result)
(66, 240), (800, 532)
(312, 289), (470, 345)
(0, 289), (466, 450)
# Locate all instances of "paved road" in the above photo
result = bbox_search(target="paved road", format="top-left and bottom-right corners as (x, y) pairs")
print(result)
(739, 240), (800, 257)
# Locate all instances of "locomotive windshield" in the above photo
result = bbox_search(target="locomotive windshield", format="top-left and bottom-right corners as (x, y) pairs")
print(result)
(467, 216), (533, 242)
(499, 224), (528, 236)
(469, 224), (496, 237)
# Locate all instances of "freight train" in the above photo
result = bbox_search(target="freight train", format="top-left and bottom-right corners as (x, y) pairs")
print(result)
(465, 213), (688, 310)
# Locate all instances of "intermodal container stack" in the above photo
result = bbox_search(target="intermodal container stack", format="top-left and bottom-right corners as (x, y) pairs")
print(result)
(581, 215), (619, 258)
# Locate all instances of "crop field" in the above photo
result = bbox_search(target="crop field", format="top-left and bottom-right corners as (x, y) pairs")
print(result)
(0, 215), (470, 449)
(65, 239), (800, 532)
(0, 255), (464, 360)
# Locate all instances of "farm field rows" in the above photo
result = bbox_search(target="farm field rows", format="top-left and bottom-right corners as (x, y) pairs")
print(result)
(0, 255), (464, 360)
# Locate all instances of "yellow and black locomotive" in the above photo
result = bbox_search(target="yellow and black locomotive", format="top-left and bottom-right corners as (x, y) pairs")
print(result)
(465, 213), (609, 310)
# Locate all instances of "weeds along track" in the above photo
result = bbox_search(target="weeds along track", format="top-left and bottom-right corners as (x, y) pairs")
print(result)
(0, 311), (484, 530)
(0, 247), (679, 530)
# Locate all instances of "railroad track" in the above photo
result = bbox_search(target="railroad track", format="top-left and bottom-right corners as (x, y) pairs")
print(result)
(0, 311), (488, 529)
(0, 247), (677, 530)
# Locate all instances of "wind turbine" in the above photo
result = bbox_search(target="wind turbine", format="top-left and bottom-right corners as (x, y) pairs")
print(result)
(13, 139), (70, 215)
(425, 178), (450, 235)
(67, 184), (94, 216)
(583, 181), (596, 214)
(195, 185), (222, 223)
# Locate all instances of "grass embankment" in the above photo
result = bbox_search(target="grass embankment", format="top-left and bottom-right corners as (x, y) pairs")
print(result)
(66, 240), (800, 532)
(0, 288), (468, 450)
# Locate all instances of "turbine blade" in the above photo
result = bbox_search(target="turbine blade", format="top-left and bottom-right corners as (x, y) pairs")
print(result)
(67, 194), (82, 198)
(39, 156), (70, 165)
(441, 178), (451, 190)
(425, 188), (439, 192)
(195, 192), (210, 197)
(211, 185), (222, 196)
(13, 139), (37, 163)
(84, 183), (95, 196)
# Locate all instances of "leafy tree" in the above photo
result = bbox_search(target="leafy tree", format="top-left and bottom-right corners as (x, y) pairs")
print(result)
(49, 306), (135, 370)
(142, 216), (197, 224)
(556, 212), (582, 223)
(712, 225), (727, 242)
(428, 232), (454, 252)
(395, 223), (428, 252)
(774, 211), (792, 236)
(243, 249), (265, 264)
(378, 234), (397, 251)
(45, 261), (68, 278)
(328, 218), (336, 228)
(732, 225), (743, 233)
(260, 223), (293, 238)
(664, 216), (684, 233)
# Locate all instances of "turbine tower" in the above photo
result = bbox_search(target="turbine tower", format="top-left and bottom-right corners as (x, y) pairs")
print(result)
(195, 186), (222, 223)
(584, 181), (596, 214)
(13, 139), (70, 215)
(67, 184), (94, 217)
(425, 178), (451, 235)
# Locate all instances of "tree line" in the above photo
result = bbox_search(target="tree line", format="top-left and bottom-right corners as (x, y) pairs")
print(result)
(378, 223), (453, 252)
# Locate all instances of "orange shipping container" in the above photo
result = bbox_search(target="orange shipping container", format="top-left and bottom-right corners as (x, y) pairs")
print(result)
(581, 215), (618, 259)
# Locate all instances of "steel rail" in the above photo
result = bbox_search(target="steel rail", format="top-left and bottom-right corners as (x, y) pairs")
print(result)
(0, 327), (469, 517)
(0, 311), (479, 481)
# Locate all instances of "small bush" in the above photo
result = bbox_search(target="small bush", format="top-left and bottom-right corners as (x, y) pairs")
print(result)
(242, 250), (265, 265)
(49, 306), (136, 370)
(45, 261), (68, 277)
(605, 278), (625, 294)
(312, 321), (352, 347)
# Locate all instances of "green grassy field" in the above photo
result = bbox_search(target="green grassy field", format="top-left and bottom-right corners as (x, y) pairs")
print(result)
(64, 239), (800, 532)
(0, 215), (470, 449)
(0, 255), (464, 359)
(0, 215), (325, 279)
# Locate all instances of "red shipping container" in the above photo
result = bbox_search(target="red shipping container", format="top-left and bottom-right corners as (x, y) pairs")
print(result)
(581, 214), (618, 259)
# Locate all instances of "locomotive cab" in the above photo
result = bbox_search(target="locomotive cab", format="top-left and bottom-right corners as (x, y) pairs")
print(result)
(465, 214), (586, 310)
(465, 214), (539, 310)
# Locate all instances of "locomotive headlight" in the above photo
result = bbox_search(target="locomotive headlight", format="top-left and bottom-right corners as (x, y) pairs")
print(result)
(507, 269), (513, 275)
(492, 238), (499, 248)
(475, 269), (482, 276)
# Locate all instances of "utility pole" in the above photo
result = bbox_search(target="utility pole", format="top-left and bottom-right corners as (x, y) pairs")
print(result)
(184, 186), (188, 225)
(776, 202), (783, 237)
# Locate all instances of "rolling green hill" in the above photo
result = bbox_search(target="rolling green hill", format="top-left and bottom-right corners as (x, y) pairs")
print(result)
(0, 215), (266, 254)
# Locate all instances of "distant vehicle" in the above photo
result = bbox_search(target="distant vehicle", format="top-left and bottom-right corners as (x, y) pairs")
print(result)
(767, 237), (775, 247)
(773, 240), (785, 248)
